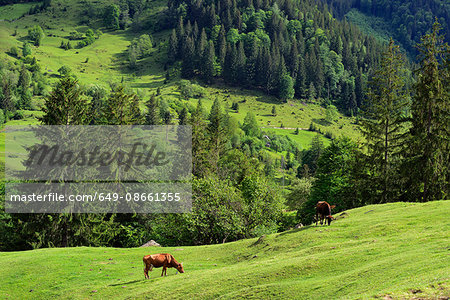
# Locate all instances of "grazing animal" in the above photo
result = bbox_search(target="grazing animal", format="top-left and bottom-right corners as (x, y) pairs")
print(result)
(143, 253), (184, 278)
(315, 201), (336, 226)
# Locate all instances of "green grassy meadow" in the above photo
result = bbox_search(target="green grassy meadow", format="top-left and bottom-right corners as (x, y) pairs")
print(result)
(0, 2), (41, 21)
(0, 201), (449, 299)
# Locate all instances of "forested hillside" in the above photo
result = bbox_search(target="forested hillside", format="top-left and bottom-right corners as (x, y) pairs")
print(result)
(323, 0), (450, 56)
(165, 0), (386, 115)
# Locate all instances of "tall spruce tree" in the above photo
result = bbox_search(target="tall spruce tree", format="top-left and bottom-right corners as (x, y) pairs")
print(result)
(104, 86), (142, 125)
(360, 39), (409, 203)
(408, 21), (450, 202)
(236, 41), (247, 84)
(181, 36), (196, 78)
(145, 94), (159, 125)
(295, 57), (306, 99)
(202, 40), (216, 83)
(208, 98), (227, 171)
(217, 25), (227, 68)
(178, 107), (188, 125)
(41, 76), (88, 125)
(168, 29), (178, 62)
(191, 99), (209, 177)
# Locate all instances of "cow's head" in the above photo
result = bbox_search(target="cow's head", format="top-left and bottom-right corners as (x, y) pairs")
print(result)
(326, 215), (334, 225)
(176, 262), (184, 274)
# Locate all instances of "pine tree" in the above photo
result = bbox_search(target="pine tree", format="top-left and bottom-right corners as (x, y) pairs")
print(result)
(190, 99), (209, 177)
(88, 86), (106, 124)
(41, 76), (88, 125)
(236, 41), (246, 84)
(245, 39), (258, 86)
(197, 28), (207, 61)
(360, 39), (409, 204)
(168, 29), (178, 62)
(408, 21), (450, 202)
(129, 94), (143, 124)
(202, 40), (215, 83)
(18, 89), (32, 110)
(355, 69), (364, 108)
(288, 43), (299, 78)
(176, 16), (184, 38)
(224, 43), (237, 83)
(145, 94), (159, 125)
(295, 57), (306, 99)
(315, 56), (325, 98)
(159, 98), (172, 125)
(185, 20), (192, 37)
(208, 98), (227, 170)
(178, 107), (188, 125)
(192, 21), (199, 40)
(217, 25), (227, 68)
(181, 36), (196, 78)
(104, 86), (142, 125)
(308, 82), (316, 101)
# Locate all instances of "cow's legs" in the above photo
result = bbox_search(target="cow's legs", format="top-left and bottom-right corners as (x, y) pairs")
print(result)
(161, 265), (166, 277)
(144, 264), (149, 279)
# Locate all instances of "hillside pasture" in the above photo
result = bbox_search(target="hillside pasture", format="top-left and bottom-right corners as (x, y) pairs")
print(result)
(0, 201), (448, 299)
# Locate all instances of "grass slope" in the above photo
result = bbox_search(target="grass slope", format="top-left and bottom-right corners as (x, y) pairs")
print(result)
(0, 201), (449, 299)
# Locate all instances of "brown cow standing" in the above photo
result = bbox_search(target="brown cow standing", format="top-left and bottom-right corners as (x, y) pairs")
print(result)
(315, 201), (335, 226)
(143, 253), (184, 278)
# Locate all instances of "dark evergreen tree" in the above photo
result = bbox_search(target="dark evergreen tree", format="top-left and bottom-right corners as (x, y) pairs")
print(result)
(295, 57), (306, 99)
(224, 43), (237, 84)
(208, 98), (227, 171)
(407, 22), (450, 202)
(360, 39), (409, 204)
(217, 25), (227, 68)
(190, 99), (209, 177)
(236, 41), (247, 84)
(168, 29), (178, 62)
(41, 76), (88, 125)
(202, 40), (216, 83)
(104, 86), (142, 125)
(197, 28), (207, 61)
(355, 70), (364, 108)
(178, 107), (188, 125)
(145, 94), (159, 125)
(181, 36), (196, 78)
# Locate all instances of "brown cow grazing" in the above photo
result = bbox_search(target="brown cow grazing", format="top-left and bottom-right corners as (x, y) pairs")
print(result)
(143, 253), (184, 278)
(316, 201), (336, 226)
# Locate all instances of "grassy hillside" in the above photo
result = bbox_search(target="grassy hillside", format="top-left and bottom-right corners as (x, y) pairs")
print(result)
(0, 201), (449, 299)
(0, 0), (362, 143)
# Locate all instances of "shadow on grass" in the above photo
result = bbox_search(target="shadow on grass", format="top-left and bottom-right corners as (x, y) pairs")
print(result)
(276, 225), (314, 237)
(256, 95), (282, 105)
(312, 118), (331, 126)
(109, 279), (143, 286)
